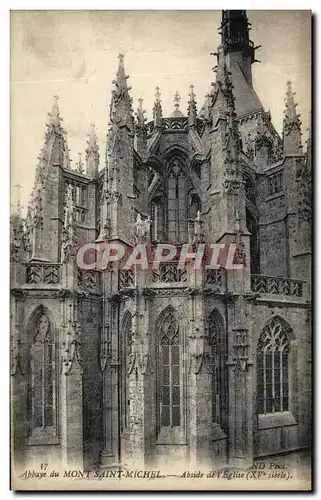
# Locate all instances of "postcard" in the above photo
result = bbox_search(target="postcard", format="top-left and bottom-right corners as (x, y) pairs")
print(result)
(10, 9), (312, 491)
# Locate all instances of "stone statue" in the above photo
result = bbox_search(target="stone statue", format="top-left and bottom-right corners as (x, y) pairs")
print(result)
(134, 214), (152, 243)
(193, 210), (204, 244)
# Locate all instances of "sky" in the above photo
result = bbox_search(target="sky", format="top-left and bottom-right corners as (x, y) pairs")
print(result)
(10, 10), (311, 213)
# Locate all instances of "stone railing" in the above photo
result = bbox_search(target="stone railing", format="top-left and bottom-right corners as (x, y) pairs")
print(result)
(77, 268), (99, 292)
(162, 117), (188, 132)
(251, 274), (305, 298)
(204, 268), (224, 291)
(152, 263), (187, 284)
(25, 263), (61, 285)
(119, 269), (135, 289)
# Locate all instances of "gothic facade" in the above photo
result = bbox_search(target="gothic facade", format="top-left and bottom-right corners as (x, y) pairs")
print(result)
(11, 10), (311, 472)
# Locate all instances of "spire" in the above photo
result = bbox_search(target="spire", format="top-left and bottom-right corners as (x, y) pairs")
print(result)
(284, 81), (302, 132)
(187, 85), (198, 126)
(62, 129), (72, 170)
(49, 94), (61, 126)
(76, 152), (84, 174)
(214, 50), (236, 115)
(136, 97), (147, 129)
(171, 91), (185, 117)
(85, 124), (99, 177)
(45, 95), (63, 139)
(27, 147), (47, 260)
(109, 54), (134, 131)
(44, 94), (65, 167)
(212, 49), (242, 195)
(153, 86), (162, 127)
(284, 82), (301, 129)
(135, 97), (147, 158)
(61, 184), (76, 263)
(283, 81), (302, 155)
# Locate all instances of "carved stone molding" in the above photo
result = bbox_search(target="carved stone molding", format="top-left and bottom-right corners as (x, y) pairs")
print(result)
(228, 327), (252, 373)
(11, 327), (24, 376)
(11, 288), (71, 299)
(62, 318), (83, 375)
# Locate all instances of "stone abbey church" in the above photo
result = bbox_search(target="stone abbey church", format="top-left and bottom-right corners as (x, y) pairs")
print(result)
(11, 11), (311, 472)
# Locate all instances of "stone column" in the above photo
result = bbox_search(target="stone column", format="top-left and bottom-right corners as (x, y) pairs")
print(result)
(126, 266), (154, 469)
(188, 269), (212, 469)
(60, 297), (84, 469)
(11, 294), (27, 474)
(227, 294), (253, 469)
(100, 294), (116, 466)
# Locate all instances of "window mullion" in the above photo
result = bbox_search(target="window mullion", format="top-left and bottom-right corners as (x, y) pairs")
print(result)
(42, 342), (45, 428)
(271, 349), (275, 413)
(175, 177), (179, 242)
(280, 350), (283, 412)
(263, 350), (266, 414)
(169, 344), (172, 427)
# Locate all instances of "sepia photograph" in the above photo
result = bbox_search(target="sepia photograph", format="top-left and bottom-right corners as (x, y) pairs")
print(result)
(10, 9), (312, 491)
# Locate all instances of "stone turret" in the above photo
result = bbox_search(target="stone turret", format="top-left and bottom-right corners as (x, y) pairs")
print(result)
(283, 80), (303, 156)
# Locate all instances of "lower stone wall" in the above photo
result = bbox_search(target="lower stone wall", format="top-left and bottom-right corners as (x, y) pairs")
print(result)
(250, 300), (311, 458)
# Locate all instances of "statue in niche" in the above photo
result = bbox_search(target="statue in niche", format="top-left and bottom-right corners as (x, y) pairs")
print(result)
(134, 213), (152, 244)
(193, 210), (204, 245)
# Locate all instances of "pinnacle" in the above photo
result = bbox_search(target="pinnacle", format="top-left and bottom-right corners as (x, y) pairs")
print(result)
(136, 97), (147, 127)
(153, 86), (162, 125)
(189, 84), (196, 103)
(76, 152), (84, 173)
(284, 80), (300, 120)
(187, 85), (198, 124)
(283, 80), (301, 136)
(109, 54), (134, 129)
(113, 53), (131, 96)
(155, 86), (161, 104)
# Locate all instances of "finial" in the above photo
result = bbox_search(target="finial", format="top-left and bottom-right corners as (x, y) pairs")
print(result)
(118, 53), (125, 63)
(47, 94), (62, 126)
(136, 97), (147, 128)
(153, 87), (162, 126)
(189, 85), (196, 102)
(155, 86), (161, 102)
(173, 91), (181, 110)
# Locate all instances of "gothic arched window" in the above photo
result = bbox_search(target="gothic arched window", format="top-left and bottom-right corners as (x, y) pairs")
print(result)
(31, 313), (55, 430)
(121, 312), (132, 432)
(257, 317), (290, 415)
(167, 158), (187, 243)
(208, 311), (226, 429)
(159, 311), (180, 428)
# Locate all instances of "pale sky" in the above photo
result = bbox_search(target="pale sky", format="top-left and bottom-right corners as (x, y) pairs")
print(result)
(10, 10), (311, 213)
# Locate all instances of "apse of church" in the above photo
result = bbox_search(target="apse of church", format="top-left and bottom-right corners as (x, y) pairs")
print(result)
(10, 10), (311, 474)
